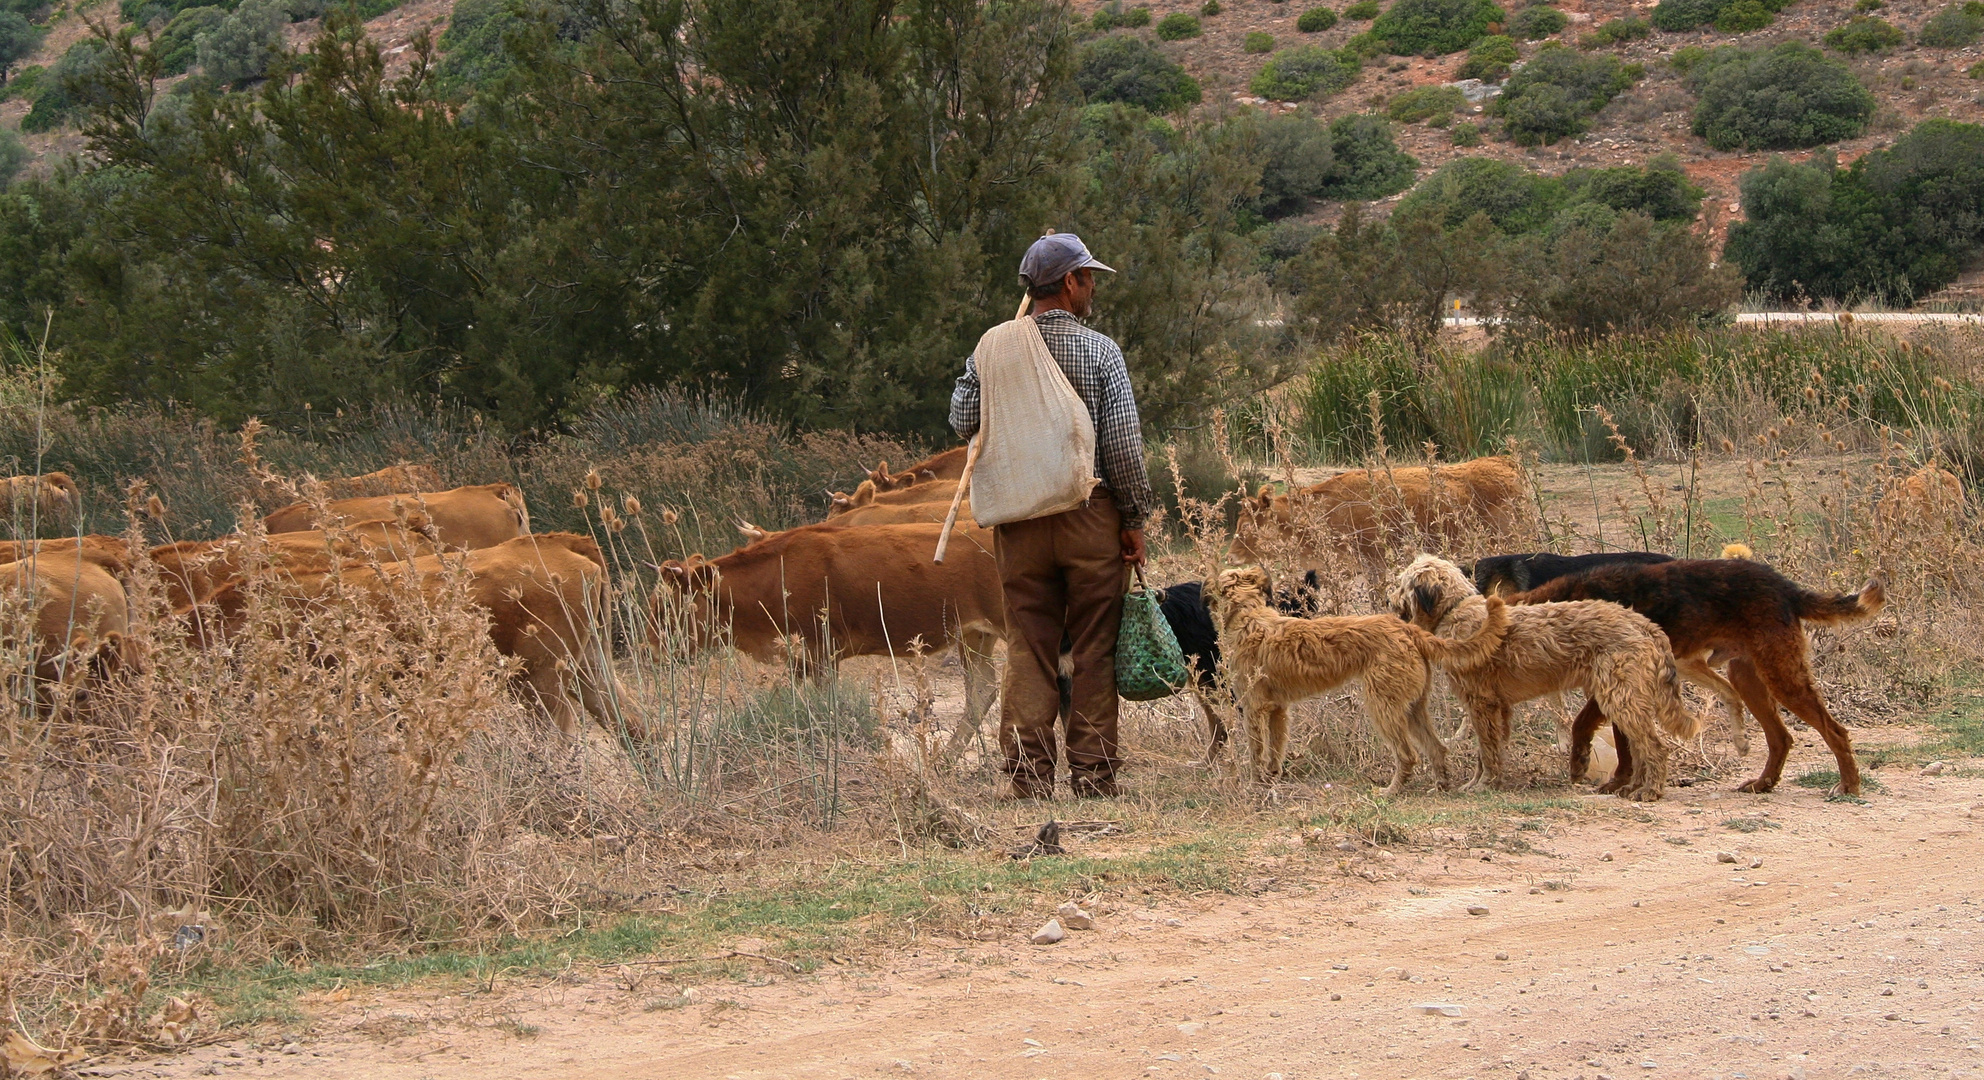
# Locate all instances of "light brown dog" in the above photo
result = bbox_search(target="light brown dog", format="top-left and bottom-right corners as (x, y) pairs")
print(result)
(1391, 554), (1701, 801)
(1233, 456), (1525, 566)
(1206, 566), (1509, 792)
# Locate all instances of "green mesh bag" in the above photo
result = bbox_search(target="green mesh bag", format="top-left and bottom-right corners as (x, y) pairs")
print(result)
(1116, 575), (1192, 702)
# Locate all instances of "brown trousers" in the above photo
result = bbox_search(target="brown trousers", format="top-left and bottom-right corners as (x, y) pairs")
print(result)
(994, 491), (1126, 795)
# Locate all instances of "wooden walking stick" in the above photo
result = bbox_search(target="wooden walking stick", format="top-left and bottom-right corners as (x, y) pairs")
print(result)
(935, 292), (1034, 564)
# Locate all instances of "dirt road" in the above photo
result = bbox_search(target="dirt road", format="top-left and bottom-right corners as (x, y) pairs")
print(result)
(115, 752), (1983, 1080)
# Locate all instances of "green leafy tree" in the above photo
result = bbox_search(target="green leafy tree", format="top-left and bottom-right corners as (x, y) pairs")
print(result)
(434, 0), (522, 89)
(1492, 43), (1637, 145)
(1320, 111), (1415, 199)
(1251, 112), (1336, 218)
(1562, 156), (1702, 221)
(1688, 42), (1875, 151)
(1508, 4), (1565, 39)
(1824, 15), (1903, 52)
(1078, 34), (1201, 112)
(150, 7), (225, 77)
(20, 39), (110, 133)
(1091, 3), (1152, 29)
(0, 11), (43, 84)
(1287, 203), (1501, 343)
(1371, 0), (1502, 55)
(1249, 43), (1360, 100)
(1396, 155), (1567, 232)
(1650, 0), (1723, 30)
(196, 0), (287, 84)
(1155, 12), (1200, 39)
(0, 128), (25, 185)
(1501, 212), (1738, 338)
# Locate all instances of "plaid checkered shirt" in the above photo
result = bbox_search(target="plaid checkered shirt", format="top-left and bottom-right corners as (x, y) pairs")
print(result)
(949, 309), (1156, 530)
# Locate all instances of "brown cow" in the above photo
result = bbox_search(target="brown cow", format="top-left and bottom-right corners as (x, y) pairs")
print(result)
(152, 515), (441, 612)
(655, 521), (1003, 756)
(1233, 456), (1526, 565)
(263, 483), (528, 550)
(209, 533), (636, 738)
(0, 472), (80, 525)
(826, 477), (960, 519)
(866, 446), (970, 491)
(324, 463), (445, 498)
(0, 546), (135, 706)
(0, 534), (130, 570)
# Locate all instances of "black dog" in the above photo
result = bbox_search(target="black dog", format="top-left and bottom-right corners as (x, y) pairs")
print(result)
(1470, 551), (1674, 597)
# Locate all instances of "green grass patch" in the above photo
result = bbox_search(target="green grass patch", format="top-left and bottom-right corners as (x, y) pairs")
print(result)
(1794, 769), (1884, 799)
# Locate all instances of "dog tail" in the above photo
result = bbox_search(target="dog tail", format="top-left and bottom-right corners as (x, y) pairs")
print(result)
(1795, 578), (1886, 625)
(1417, 595), (1508, 667)
(1655, 656), (1703, 741)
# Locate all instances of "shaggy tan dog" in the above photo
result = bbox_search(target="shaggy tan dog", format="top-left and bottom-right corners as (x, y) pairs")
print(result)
(1207, 566), (1509, 792)
(1390, 554), (1701, 801)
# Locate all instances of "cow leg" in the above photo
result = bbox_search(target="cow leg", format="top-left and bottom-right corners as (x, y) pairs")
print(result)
(945, 628), (1001, 762)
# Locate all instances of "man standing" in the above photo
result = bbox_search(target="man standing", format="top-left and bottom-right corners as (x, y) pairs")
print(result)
(950, 233), (1157, 800)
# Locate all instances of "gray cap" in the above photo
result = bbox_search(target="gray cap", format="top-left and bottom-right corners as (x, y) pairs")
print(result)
(1018, 232), (1115, 290)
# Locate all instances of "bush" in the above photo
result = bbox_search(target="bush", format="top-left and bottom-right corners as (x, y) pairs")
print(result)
(151, 6), (225, 77)
(1370, 0), (1504, 56)
(0, 10), (42, 83)
(1451, 119), (1482, 144)
(1508, 4), (1566, 39)
(1688, 42), (1876, 151)
(1398, 155), (1567, 231)
(1343, 29), (1386, 56)
(1455, 33), (1518, 80)
(1156, 12), (1202, 39)
(1320, 112), (1418, 199)
(1855, 0), (1883, 9)
(1972, 60), (1984, 77)
(1668, 44), (1709, 73)
(1253, 113), (1337, 217)
(436, 0), (520, 89)
(1492, 43), (1638, 145)
(1244, 30), (1276, 52)
(1250, 44), (1361, 100)
(1092, 4), (1154, 29)
(1387, 83), (1466, 121)
(1344, 0), (1379, 16)
(1581, 16), (1650, 47)
(0, 61), (38, 101)
(197, 0), (287, 84)
(1078, 34), (1203, 113)
(19, 39), (107, 133)
(1727, 118), (1984, 305)
(1562, 156), (1703, 221)
(1298, 6), (1339, 31)
(1917, 2), (1984, 47)
(1825, 15), (1903, 52)
(1202, 0), (1221, 13)
(1504, 212), (1740, 339)
(0, 128), (25, 186)
(1714, 0), (1775, 32)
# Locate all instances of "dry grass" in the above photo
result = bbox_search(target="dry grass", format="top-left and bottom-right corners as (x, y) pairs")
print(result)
(5, 327), (1984, 1064)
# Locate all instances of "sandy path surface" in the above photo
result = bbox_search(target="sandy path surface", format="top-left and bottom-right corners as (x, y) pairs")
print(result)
(109, 760), (1984, 1080)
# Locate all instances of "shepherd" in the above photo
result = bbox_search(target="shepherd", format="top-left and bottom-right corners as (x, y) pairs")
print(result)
(948, 233), (1157, 801)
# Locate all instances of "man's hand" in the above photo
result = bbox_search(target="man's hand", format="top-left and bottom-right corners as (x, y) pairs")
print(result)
(1120, 528), (1146, 568)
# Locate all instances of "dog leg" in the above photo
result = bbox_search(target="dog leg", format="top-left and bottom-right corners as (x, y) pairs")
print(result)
(1727, 659), (1792, 794)
(1598, 724), (1633, 795)
(1751, 647), (1861, 796)
(1465, 702), (1511, 791)
(1410, 693), (1451, 792)
(1264, 702), (1292, 783)
(1567, 699), (1605, 784)
(1678, 655), (1750, 758)
(1193, 686), (1229, 766)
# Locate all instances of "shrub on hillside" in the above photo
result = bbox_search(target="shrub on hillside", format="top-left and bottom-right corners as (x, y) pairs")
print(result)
(1492, 43), (1639, 145)
(1250, 44), (1361, 100)
(1244, 30), (1276, 52)
(151, 6), (225, 77)
(1714, 0), (1775, 32)
(1580, 16), (1649, 47)
(1370, 0), (1504, 56)
(1320, 112), (1418, 198)
(1651, 0), (1788, 32)
(197, 0), (287, 85)
(1825, 15), (1903, 52)
(1092, 4), (1154, 30)
(1387, 83), (1466, 122)
(1202, 0), (1222, 14)
(1450, 119), (1482, 144)
(1455, 33), (1518, 80)
(1562, 156), (1702, 220)
(1916, 1), (1984, 47)
(1668, 44), (1709, 73)
(1687, 42), (1875, 151)
(1078, 34), (1203, 113)
(1344, 0), (1379, 17)
(1298, 6), (1339, 31)
(20, 39), (108, 133)
(0, 128), (25, 186)
(1397, 156), (1568, 231)
(1156, 12), (1202, 39)
(1726, 119), (1984, 305)
(1508, 4), (1567, 39)
(1253, 113), (1338, 217)
(1855, 0), (1884, 8)
(0, 62), (39, 101)
(0, 10), (42, 84)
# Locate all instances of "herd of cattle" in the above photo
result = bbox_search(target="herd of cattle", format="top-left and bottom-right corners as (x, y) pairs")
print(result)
(0, 450), (1945, 800)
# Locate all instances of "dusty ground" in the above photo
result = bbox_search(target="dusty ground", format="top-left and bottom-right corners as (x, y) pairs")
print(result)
(93, 730), (1983, 1080)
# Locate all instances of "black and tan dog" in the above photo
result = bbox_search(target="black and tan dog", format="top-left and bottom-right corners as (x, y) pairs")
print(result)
(1514, 558), (1885, 796)
(1470, 551), (1675, 597)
